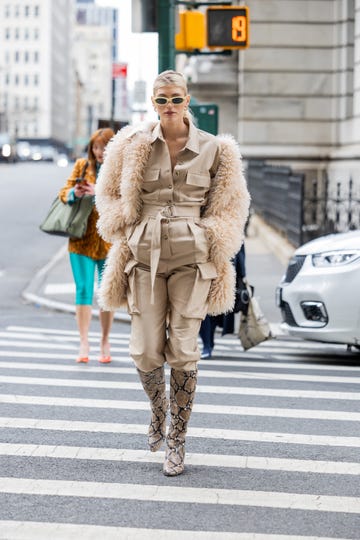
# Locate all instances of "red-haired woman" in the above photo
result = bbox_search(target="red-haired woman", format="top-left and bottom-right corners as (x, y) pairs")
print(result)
(59, 128), (115, 364)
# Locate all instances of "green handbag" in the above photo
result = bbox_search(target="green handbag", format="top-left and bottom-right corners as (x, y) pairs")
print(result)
(39, 162), (94, 240)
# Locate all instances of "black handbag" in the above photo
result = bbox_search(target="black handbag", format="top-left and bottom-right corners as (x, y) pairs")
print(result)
(39, 162), (93, 239)
(234, 276), (254, 314)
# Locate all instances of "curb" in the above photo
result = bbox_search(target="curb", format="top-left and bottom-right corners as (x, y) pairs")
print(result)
(251, 214), (296, 266)
(22, 245), (131, 323)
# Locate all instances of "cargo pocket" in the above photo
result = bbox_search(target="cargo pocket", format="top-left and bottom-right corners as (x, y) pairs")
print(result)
(124, 259), (140, 314)
(187, 221), (210, 259)
(181, 262), (217, 319)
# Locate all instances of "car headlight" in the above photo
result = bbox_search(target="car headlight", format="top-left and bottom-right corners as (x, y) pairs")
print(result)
(312, 250), (360, 267)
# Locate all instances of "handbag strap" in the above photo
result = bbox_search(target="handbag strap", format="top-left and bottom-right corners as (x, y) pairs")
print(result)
(80, 161), (88, 179)
(242, 277), (253, 299)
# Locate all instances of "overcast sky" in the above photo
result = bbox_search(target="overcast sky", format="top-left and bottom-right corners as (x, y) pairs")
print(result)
(96, 0), (158, 110)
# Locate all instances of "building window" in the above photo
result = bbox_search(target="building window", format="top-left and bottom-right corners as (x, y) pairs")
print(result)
(4, 4), (10, 17)
(5, 51), (10, 63)
(24, 28), (29, 40)
(5, 74), (10, 85)
(24, 74), (29, 86)
(24, 5), (30, 17)
(14, 74), (19, 85)
(34, 28), (39, 40)
(34, 74), (39, 86)
(34, 5), (40, 16)
(34, 51), (39, 63)
(24, 51), (29, 63)
(15, 28), (19, 39)
(15, 4), (19, 17)
(5, 28), (10, 39)
(15, 51), (19, 62)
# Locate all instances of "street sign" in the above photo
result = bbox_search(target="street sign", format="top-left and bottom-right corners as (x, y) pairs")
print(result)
(112, 63), (127, 79)
(207, 6), (249, 49)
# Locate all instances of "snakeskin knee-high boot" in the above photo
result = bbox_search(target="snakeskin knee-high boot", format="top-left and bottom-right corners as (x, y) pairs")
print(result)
(163, 368), (197, 477)
(137, 366), (168, 452)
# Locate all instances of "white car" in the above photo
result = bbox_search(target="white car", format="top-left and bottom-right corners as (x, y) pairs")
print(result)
(276, 230), (360, 347)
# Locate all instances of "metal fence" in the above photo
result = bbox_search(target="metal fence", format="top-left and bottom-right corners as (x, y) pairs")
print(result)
(246, 160), (360, 247)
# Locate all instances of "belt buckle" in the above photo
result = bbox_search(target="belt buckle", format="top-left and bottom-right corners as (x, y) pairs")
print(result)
(162, 205), (174, 218)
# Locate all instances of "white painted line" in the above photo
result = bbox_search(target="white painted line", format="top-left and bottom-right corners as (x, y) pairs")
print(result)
(0, 351), (132, 362)
(43, 283), (76, 295)
(1, 355), (359, 383)
(0, 339), (130, 353)
(0, 522), (348, 540)
(1, 416), (360, 447)
(7, 325), (131, 338)
(0, 331), (130, 345)
(1, 347), (356, 372)
(1, 391), (360, 421)
(0, 332), (357, 373)
(1, 363), (360, 401)
(2, 477), (360, 513)
(2, 443), (360, 475)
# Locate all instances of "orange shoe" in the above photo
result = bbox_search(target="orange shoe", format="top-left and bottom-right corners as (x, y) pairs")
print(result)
(76, 356), (89, 364)
(99, 356), (111, 364)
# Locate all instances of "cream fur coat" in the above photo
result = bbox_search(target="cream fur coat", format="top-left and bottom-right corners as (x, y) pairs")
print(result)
(95, 122), (250, 315)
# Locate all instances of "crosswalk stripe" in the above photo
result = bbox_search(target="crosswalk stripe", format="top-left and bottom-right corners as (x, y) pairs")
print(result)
(3, 325), (321, 348)
(1, 364), (360, 400)
(1, 391), (360, 421)
(0, 522), (349, 540)
(1, 477), (360, 513)
(1, 443), (360, 475)
(0, 339), (130, 353)
(1, 349), (360, 373)
(1, 348), (357, 373)
(0, 331), (130, 345)
(0, 350), (132, 361)
(7, 325), (131, 338)
(1, 355), (360, 383)
(1, 416), (360, 447)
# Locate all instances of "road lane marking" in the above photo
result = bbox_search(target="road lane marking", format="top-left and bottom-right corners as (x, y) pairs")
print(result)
(0, 522), (350, 540)
(1, 348), (360, 383)
(1, 364), (360, 400)
(2, 391), (360, 421)
(1, 416), (360, 447)
(1, 477), (360, 513)
(2, 443), (360, 475)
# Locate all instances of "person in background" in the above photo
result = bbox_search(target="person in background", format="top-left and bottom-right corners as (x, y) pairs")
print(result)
(59, 128), (115, 364)
(95, 70), (250, 476)
(199, 244), (247, 359)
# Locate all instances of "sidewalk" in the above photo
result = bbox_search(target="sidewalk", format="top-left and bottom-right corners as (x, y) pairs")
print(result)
(22, 214), (295, 328)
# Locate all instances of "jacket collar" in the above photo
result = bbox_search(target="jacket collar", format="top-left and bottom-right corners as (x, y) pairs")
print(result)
(150, 120), (200, 154)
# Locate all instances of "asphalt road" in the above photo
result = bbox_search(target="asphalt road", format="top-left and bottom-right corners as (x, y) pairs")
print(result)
(0, 162), (360, 539)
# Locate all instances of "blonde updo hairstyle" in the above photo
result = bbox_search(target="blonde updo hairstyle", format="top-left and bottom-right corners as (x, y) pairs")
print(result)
(153, 70), (192, 121)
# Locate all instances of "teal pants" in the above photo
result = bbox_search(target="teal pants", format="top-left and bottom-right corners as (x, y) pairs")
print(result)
(69, 253), (106, 305)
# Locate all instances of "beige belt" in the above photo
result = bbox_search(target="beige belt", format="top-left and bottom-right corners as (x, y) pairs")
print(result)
(141, 204), (201, 303)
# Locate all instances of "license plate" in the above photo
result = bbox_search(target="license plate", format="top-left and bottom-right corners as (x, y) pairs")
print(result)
(275, 287), (283, 307)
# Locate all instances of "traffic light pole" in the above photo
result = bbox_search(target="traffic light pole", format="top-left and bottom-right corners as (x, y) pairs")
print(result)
(157, 0), (176, 71)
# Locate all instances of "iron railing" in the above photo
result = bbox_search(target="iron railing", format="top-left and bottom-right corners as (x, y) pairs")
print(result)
(247, 160), (360, 247)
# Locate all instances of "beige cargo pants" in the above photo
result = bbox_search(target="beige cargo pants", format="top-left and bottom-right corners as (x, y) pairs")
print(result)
(125, 205), (217, 372)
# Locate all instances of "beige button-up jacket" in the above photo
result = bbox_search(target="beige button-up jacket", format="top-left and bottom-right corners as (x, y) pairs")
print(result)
(95, 121), (250, 315)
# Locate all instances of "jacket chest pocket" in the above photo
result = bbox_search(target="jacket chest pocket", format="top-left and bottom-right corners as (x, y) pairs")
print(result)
(142, 168), (161, 198)
(185, 172), (210, 199)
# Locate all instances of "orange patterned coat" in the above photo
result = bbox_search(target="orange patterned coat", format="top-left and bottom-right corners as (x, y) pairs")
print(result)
(59, 158), (111, 260)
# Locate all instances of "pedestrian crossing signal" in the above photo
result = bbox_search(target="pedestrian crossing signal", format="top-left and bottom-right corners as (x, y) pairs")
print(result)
(207, 6), (249, 49)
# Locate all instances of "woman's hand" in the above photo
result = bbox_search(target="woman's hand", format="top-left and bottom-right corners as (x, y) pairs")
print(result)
(74, 181), (95, 198)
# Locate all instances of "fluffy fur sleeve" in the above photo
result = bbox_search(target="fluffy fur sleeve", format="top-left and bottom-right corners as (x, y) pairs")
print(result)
(95, 128), (131, 242)
(201, 134), (250, 258)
